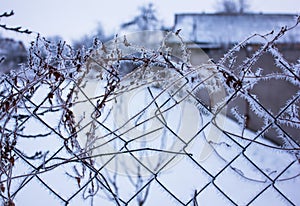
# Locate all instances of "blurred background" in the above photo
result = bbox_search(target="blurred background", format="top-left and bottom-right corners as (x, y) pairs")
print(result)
(0, 1), (300, 205)
(0, 0), (299, 44)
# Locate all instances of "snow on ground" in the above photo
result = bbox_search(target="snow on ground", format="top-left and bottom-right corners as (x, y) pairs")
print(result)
(1, 71), (298, 205)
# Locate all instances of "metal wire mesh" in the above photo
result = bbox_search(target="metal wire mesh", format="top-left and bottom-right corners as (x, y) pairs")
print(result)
(0, 27), (299, 206)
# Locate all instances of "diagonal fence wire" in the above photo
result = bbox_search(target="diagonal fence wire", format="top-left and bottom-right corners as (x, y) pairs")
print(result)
(0, 23), (300, 206)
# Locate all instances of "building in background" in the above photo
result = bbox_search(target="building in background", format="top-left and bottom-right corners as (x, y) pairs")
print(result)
(0, 38), (27, 74)
(173, 13), (300, 145)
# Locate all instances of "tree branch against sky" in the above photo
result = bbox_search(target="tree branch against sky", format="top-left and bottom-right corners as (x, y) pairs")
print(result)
(0, 10), (31, 34)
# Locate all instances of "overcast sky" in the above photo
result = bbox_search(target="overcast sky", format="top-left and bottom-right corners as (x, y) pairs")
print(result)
(0, 0), (299, 44)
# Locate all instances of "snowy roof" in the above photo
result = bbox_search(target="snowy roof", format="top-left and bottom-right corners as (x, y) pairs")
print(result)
(174, 13), (300, 45)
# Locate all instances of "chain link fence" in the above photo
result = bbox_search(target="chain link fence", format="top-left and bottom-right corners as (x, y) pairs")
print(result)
(0, 21), (300, 206)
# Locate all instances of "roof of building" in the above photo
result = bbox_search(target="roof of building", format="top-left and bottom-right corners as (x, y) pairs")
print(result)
(173, 13), (300, 45)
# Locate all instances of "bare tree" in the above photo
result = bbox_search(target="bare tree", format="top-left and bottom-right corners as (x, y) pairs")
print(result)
(121, 3), (163, 31)
(217, 0), (249, 13)
(238, 0), (249, 13)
